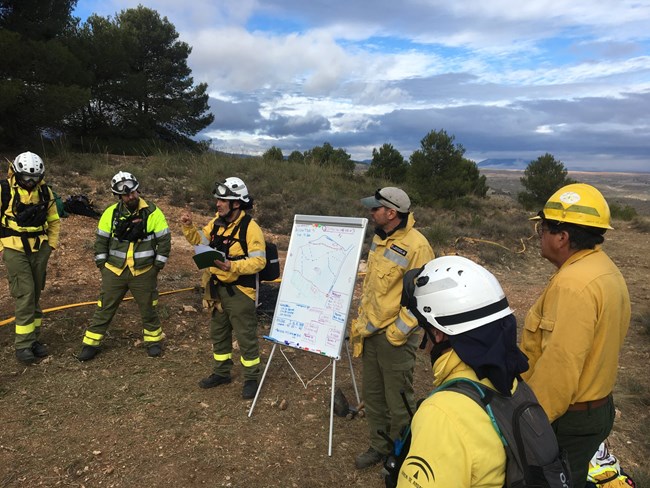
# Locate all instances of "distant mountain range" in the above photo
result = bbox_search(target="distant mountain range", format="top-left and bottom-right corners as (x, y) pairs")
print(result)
(477, 158), (528, 170)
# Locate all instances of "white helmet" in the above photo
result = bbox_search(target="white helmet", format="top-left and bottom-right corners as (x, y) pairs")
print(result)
(403, 256), (513, 336)
(12, 151), (45, 183)
(213, 177), (250, 203)
(111, 171), (140, 195)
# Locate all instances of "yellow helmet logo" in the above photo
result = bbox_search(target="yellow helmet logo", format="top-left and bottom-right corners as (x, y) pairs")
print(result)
(533, 183), (613, 230)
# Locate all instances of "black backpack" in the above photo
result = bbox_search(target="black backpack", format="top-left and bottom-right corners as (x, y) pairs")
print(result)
(209, 213), (280, 282)
(0, 179), (51, 234)
(384, 379), (571, 488)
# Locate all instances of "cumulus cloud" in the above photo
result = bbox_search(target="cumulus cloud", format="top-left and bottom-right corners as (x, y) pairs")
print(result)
(74, 0), (650, 169)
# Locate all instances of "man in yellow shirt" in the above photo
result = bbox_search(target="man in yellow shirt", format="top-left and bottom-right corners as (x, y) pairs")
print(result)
(1, 152), (60, 364)
(351, 187), (434, 469)
(521, 183), (631, 486)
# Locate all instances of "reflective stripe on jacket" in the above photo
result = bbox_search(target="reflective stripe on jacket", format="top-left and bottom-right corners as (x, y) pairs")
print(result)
(94, 198), (171, 275)
(352, 213), (434, 348)
(0, 176), (60, 253)
(397, 350), (507, 487)
(182, 210), (266, 301)
(520, 247), (631, 422)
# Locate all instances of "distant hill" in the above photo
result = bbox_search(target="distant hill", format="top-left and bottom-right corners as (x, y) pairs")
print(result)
(478, 158), (528, 170)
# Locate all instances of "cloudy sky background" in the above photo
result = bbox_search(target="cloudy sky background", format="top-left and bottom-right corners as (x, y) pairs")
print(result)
(73, 1), (650, 172)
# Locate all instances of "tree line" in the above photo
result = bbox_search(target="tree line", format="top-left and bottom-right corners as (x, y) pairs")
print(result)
(262, 130), (574, 206)
(0, 0), (213, 150)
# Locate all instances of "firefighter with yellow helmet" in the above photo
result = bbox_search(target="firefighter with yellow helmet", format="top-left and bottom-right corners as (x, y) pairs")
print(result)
(1, 151), (60, 364)
(521, 183), (631, 485)
(77, 171), (171, 361)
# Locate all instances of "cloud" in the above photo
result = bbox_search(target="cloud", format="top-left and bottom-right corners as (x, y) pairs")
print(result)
(73, 0), (650, 170)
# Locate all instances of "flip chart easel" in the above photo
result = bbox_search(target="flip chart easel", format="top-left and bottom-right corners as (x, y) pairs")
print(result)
(248, 214), (368, 456)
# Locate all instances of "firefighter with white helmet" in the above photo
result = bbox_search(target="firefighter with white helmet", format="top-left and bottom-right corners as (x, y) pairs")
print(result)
(180, 176), (266, 399)
(521, 183), (631, 484)
(395, 256), (530, 487)
(77, 171), (171, 361)
(1, 151), (60, 363)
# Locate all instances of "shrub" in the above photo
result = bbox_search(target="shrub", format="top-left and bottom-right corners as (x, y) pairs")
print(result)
(609, 203), (637, 221)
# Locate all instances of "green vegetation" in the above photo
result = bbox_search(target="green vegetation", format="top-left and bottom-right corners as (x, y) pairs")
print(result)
(367, 143), (408, 183)
(263, 146), (284, 162)
(609, 203), (638, 221)
(0, 2), (212, 151)
(41, 149), (535, 260)
(407, 129), (488, 204)
(518, 153), (575, 210)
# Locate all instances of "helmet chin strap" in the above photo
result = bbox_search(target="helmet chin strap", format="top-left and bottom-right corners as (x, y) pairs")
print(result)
(223, 201), (241, 222)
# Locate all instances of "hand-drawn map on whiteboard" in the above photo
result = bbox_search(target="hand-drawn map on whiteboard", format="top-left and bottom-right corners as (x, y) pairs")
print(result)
(267, 215), (368, 359)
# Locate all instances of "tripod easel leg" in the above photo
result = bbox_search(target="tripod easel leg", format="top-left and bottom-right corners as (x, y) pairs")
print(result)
(248, 342), (277, 417)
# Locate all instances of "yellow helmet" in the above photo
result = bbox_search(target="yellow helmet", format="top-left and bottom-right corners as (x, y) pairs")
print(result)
(532, 183), (613, 230)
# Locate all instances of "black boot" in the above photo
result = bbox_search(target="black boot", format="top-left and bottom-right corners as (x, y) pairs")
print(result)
(198, 373), (231, 389)
(32, 341), (48, 358)
(16, 348), (36, 364)
(77, 345), (99, 362)
(147, 344), (162, 357)
(242, 380), (258, 399)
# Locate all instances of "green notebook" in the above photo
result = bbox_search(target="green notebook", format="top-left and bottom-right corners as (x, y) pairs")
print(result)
(192, 246), (226, 269)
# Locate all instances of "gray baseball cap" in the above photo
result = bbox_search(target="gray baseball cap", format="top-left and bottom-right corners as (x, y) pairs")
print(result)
(360, 187), (411, 213)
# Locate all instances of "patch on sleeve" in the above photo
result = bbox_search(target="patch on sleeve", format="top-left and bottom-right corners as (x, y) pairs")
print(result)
(390, 244), (407, 256)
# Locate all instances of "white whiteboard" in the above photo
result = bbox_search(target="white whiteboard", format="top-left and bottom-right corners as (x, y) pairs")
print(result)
(265, 214), (368, 359)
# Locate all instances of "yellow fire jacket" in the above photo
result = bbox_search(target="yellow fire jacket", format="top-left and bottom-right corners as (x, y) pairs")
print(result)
(0, 174), (60, 253)
(182, 210), (266, 301)
(351, 213), (434, 356)
(520, 247), (631, 422)
(397, 350), (508, 488)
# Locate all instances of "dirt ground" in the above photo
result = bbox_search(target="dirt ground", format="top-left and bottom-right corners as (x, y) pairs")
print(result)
(1, 174), (649, 487)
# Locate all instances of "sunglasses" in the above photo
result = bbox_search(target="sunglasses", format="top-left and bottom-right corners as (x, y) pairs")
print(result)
(375, 189), (400, 209)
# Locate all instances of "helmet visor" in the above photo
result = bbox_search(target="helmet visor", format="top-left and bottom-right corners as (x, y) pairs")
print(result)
(213, 183), (239, 199)
(19, 173), (43, 183)
(114, 180), (137, 194)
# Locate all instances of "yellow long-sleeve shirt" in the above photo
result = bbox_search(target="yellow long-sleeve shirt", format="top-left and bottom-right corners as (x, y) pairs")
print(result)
(520, 247), (630, 422)
(182, 210), (265, 300)
(397, 350), (507, 488)
(351, 213), (434, 355)
(0, 177), (60, 252)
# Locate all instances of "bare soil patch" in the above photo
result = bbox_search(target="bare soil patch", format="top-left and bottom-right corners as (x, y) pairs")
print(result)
(1, 178), (648, 487)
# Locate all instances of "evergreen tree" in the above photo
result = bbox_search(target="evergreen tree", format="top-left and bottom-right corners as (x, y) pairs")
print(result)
(367, 143), (408, 183)
(287, 150), (304, 164)
(263, 146), (283, 161)
(408, 129), (487, 203)
(0, 0), (89, 146)
(70, 6), (213, 146)
(518, 153), (575, 210)
(303, 142), (354, 175)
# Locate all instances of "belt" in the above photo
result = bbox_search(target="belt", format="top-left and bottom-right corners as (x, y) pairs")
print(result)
(566, 395), (610, 412)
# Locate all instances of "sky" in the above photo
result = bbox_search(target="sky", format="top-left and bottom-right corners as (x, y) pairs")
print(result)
(73, 1), (650, 172)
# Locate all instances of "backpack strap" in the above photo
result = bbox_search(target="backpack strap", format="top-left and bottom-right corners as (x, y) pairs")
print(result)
(0, 179), (10, 222)
(435, 379), (508, 447)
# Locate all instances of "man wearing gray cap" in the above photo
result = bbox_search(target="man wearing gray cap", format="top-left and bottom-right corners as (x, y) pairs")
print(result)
(351, 187), (434, 469)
